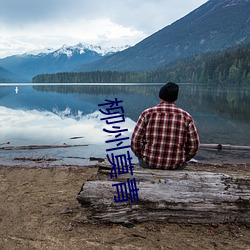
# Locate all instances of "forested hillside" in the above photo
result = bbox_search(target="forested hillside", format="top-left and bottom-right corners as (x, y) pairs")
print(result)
(152, 43), (250, 84)
(75, 0), (250, 72)
(33, 44), (250, 85)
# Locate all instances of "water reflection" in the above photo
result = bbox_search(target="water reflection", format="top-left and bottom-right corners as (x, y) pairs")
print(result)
(0, 83), (250, 166)
(33, 84), (250, 122)
(0, 106), (117, 145)
(178, 84), (250, 123)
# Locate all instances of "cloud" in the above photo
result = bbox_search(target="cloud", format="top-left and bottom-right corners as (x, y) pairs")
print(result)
(0, 0), (72, 25)
(0, 18), (145, 57)
(0, 0), (207, 31)
(0, 0), (208, 57)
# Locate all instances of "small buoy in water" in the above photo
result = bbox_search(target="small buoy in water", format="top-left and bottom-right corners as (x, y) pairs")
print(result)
(15, 86), (18, 94)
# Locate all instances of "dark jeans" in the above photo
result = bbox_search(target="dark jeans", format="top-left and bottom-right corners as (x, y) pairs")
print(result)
(138, 158), (188, 170)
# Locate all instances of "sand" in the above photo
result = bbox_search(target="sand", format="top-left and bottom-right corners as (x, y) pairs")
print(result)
(0, 164), (249, 250)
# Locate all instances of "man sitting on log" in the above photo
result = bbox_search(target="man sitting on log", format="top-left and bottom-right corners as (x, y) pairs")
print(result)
(131, 82), (200, 170)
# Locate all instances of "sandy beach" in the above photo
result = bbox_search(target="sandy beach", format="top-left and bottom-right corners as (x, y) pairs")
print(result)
(0, 163), (249, 250)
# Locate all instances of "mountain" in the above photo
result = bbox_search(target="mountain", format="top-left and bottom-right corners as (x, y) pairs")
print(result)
(32, 42), (250, 85)
(0, 65), (26, 83)
(76, 0), (250, 72)
(0, 43), (129, 81)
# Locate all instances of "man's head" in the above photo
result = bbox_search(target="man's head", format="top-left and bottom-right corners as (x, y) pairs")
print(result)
(159, 82), (179, 103)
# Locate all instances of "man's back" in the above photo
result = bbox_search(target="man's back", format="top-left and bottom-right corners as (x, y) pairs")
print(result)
(131, 82), (199, 170)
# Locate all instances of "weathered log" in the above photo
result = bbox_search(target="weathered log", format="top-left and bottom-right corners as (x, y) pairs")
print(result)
(77, 164), (250, 225)
(200, 143), (250, 151)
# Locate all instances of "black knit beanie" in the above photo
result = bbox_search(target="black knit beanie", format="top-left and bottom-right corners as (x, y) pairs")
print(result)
(159, 82), (179, 102)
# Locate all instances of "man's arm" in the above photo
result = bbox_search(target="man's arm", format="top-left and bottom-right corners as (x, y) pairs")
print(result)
(131, 113), (146, 158)
(185, 119), (200, 161)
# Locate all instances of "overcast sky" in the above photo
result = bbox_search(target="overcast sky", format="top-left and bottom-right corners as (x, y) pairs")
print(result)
(0, 0), (208, 58)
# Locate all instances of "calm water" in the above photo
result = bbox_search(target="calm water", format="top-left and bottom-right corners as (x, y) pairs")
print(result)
(0, 83), (250, 166)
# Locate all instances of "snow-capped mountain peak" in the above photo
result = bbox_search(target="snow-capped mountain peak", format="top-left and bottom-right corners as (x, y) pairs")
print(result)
(51, 43), (130, 58)
(19, 43), (130, 59)
(0, 42), (131, 80)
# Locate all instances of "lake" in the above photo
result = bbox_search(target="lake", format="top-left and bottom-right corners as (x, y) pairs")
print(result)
(0, 83), (250, 167)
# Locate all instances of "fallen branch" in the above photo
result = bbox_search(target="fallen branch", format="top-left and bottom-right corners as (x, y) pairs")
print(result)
(14, 157), (57, 162)
(0, 141), (10, 146)
(0, 144), (88, 151)
(69, 136), (84, 140)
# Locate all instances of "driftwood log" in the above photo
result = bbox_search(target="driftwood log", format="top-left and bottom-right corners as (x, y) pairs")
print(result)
(77, 164), (250, 225)
(200, 143), (250, 151)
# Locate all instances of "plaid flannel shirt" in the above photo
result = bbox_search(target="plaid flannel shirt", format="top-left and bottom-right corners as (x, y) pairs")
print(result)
(131, 102), (200, 169)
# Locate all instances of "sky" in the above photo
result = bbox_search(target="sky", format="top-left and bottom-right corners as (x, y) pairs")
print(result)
(0, 0), (208, 58)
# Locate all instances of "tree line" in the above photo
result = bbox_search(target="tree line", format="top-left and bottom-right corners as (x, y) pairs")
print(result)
(32, 43), (250, 85)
